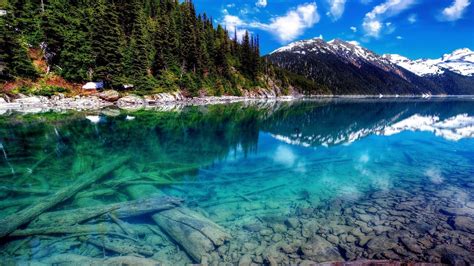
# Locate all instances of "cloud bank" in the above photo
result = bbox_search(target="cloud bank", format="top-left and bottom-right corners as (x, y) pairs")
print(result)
(222, 2), (320, 43)
(256, 0), (267, 8)
(439, 0), (471, 21)
(251, 2), (320, 43)
(327, 0), (347, 21)
(362, 0), (417, 37)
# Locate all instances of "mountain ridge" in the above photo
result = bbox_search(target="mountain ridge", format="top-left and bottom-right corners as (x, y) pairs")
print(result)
(266, 38), (474, 95)
(383, 48), (474, 77)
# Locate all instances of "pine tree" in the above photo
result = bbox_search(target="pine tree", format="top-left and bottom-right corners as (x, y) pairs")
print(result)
(91, 0), (124, 87)
(9, 0), (43, 45)
(214, 25), (230, 77)
(152, 0), (179, 75)
(0, 13), (38, 80)
(58, 2), (94, 82)
(240, 31), (252, 78)
(126, 3), (154, 90)
(179, 0), (199, 72)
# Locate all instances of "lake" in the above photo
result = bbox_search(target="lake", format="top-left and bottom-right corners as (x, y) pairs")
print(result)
(0, 98), (473, 265)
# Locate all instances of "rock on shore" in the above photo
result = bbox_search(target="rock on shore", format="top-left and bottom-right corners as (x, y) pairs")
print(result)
(0, 89), (300, 113)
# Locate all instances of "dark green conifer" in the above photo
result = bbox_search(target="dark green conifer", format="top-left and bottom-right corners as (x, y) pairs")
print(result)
(0, 12), (38, 80)
(91, 0), (124, 87)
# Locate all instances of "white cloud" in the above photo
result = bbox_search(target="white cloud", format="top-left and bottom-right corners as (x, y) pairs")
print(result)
(250, 2), (320, 43)
(222, 12), (248, 41)
(362, 0), (417, 38)
(407, 14), (417, 23)
(350, 26), (357, 32)
(226, 3), (235, 8)
(439, 0), (471, 21)
(327, 0), (347, 21)
(348, 40), (360, 46)
(396, 35), (403, 39)
(222, 2), (319, 43)
(256, 0), (267, 8)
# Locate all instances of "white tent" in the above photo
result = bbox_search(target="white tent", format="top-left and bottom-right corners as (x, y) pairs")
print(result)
(82, 82), (104, 90)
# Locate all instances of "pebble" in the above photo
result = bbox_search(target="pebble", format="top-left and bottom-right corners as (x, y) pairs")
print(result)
(238, 254), (253, 266)
(285, 218), (299, 229)
(326, 234), (339, 244)
(271, 223), (287, 234)
(400, 237), (423, 254)
(366, 235), (398, 252)
(272, 234), (283, 242)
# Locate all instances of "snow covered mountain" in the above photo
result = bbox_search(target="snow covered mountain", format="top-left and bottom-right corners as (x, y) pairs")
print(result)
(383, 48), (474, 77)
(267, 37), (474, 95)
(271, 38), (405, 78)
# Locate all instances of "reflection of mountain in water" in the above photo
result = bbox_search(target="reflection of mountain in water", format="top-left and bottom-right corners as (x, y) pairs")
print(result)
(262, 99), (474, 147)
(381, 114), (474, 141)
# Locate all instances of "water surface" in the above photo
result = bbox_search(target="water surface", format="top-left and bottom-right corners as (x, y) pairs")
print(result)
(0, 99), (473, 265)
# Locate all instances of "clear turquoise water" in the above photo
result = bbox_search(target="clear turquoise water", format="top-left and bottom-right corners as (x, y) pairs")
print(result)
(0, 99), (473, 264)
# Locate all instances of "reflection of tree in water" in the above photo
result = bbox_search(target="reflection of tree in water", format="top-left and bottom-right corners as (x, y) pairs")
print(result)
(0, 105), (269, 188)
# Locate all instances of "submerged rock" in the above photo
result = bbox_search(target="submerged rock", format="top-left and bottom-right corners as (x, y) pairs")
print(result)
(300, 236), (343, 262)
(239, 254), (252, 266)
(400, 237), (423, 254)
(435, 244), (474, 266)
(450, 216), (474, 233)
(366, 235), (398, 253)
(440, 207), (474, 216)
(285, 218), (299, 229)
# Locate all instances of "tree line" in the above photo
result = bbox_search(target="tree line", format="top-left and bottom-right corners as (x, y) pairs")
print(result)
(0, 0), (263, 95)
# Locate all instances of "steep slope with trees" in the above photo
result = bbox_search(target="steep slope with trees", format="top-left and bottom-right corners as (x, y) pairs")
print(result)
(1, 0), (288, 97)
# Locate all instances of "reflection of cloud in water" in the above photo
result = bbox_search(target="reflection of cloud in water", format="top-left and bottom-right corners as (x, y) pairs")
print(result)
(359, 153), (370, 164)
(271, 134), (311, 147)
(425, 167), (444, 184)
(86, 115), (102, 124)
(273, 145), (297, 166)
(338, 186), (362, 201)
(371, 174), (391, 191)
(381, 114), (474, 141)
(355, 158), (392, 191)
(295, 161), (307, 173)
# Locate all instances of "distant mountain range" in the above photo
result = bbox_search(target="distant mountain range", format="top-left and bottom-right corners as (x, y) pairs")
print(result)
(266, 38), (474, 95)
(383, 49), (474, 77)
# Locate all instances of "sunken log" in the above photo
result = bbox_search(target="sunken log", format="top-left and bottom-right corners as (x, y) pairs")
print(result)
(126, 184), (230, 262)
(0, 156), (129, 238)
(29, 196), (183, 228)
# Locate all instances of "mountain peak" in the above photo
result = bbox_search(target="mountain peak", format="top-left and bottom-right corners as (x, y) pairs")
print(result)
(270, 36), (325, 54)
(385, 48), (474, 77)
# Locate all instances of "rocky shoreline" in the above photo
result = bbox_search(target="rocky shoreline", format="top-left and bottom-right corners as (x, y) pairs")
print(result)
(1, 90), (473, 114)
(0, 89), (301, 113)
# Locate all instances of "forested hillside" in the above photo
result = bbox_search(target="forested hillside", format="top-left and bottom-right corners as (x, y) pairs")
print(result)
(0, 0), (284, 96)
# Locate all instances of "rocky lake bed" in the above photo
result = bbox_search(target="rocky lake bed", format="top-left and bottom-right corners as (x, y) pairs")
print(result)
(0, 99), (473, 265)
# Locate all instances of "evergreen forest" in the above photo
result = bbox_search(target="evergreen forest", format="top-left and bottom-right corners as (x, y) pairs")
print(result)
(0, 0), (283, 96)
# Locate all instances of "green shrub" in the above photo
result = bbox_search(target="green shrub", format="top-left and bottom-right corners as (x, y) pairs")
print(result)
(12, 85), (69, 96)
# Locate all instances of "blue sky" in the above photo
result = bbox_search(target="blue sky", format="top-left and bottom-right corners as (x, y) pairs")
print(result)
(192, 0), (474, 59)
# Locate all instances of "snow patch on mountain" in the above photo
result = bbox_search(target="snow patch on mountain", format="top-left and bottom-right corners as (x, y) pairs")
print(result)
(384, 48), (474, 77)
(271, 38), (406, 77)
(271, 36), (473, 77)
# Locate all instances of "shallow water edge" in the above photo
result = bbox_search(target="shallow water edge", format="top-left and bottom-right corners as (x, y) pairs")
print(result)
(1, 92), (473, 114)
